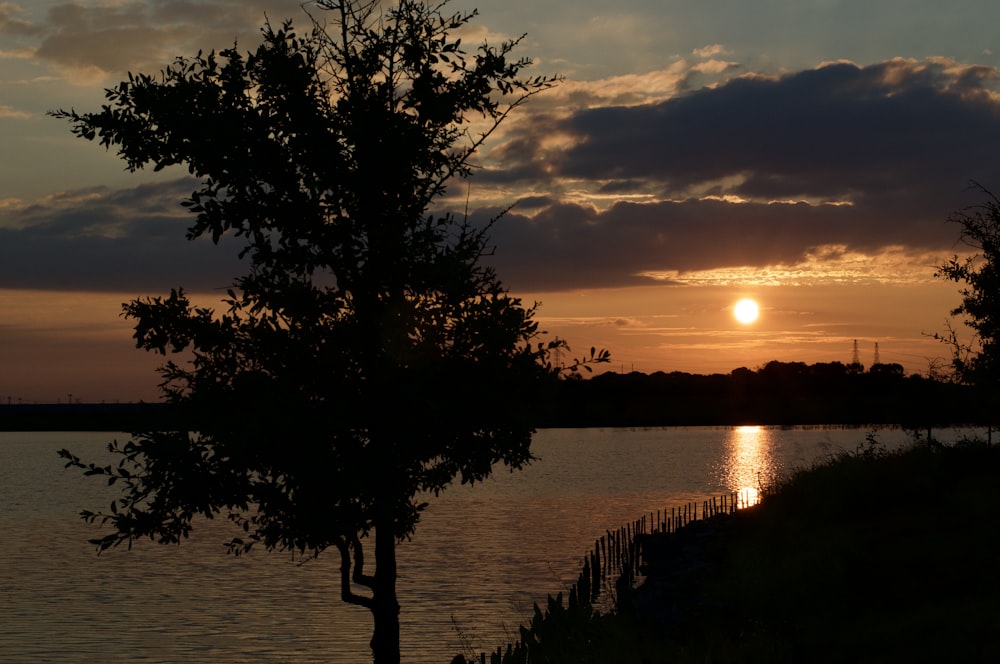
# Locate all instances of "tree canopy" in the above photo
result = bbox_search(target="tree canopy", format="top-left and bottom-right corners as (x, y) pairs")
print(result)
(54, 2), (604, 661)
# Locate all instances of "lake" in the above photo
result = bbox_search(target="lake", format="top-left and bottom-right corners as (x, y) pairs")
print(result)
(0, 425), (979, 662)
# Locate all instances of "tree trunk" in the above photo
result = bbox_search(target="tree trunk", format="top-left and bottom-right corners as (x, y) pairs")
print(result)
(370, 515), (401, 664)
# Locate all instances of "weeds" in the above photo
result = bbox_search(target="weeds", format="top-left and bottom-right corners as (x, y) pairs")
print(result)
(855, 428), (887, 459)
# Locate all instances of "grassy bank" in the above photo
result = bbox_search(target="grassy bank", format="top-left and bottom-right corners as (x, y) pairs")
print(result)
(473, 434), (1000, 663)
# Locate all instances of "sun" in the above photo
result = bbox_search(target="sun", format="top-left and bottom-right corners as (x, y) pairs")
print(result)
(733, 298), (760, 325)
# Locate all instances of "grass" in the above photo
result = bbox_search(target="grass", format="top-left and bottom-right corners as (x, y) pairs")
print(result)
(677, 435), (1000, 663)
(473, 434), (1000, 663)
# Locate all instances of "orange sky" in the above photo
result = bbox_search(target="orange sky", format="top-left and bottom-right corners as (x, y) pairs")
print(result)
(530, 280), (962, 378)
(0, 276), (964, 403)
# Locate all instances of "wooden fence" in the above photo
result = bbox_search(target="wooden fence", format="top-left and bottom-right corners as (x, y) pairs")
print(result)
(568, 490), (757, 611)
(474, 491), (757, 663)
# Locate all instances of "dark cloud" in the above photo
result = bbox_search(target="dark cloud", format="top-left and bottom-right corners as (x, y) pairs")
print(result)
(512, 195), (558, 210)
(597, 180), (650, 195)
(470, 58), (1000, 290)
(479, 191), (964, 291)
(0, 179), (242, 292)
(500, 59), (1000, 200)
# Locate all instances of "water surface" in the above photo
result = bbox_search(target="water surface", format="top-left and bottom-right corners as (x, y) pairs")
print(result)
(0, 426), (968, 661)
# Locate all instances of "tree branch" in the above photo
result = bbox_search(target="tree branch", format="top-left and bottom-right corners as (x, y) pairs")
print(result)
(336, 538), (375, 609)
(349, 534), (376, 587)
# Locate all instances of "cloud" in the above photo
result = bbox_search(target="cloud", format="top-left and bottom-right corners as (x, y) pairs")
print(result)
(455, 58), (1000, 290)
(8, 56), (998, 297)
(3, 1), (305, 81)
(0, 178), (243, 292)
(692, 44), (727, 58)
(0, 2), (44, 36)
(477, 194), (959, 292)
(497, 58), (1000, 198)
(0, 102), (29, 117)
(507, 55), (743, 115)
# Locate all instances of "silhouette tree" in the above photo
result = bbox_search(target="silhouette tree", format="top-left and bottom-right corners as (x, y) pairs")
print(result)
(53, 3), (604, 662)
(936, 182), (1000, 390)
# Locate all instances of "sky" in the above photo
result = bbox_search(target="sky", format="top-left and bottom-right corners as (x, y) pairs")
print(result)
(3, 0), (1000, 402)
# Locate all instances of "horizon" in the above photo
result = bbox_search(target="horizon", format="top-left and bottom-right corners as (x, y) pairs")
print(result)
(3, 1), (998, 402)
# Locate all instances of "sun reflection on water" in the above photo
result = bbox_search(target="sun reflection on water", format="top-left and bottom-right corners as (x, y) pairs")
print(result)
(723, 425), (775, 508)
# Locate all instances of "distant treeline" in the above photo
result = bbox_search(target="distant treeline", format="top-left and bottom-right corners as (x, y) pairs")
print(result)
(540, 361), (994, 428)
(2, 360), (993, 431)
(0, 403), (178, 432)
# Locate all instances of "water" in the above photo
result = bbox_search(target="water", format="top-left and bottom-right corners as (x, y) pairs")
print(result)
(0, 426), (978, 662)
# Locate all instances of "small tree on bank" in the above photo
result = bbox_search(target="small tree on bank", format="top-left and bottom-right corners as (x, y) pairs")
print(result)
(54, 3), (604, 662)
(936, 182), (1000, 391)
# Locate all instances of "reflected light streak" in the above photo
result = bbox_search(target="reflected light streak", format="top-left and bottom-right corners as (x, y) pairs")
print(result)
(723, 425), (775, 508)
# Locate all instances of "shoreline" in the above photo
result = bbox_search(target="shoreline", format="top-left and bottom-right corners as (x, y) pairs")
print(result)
(0, 401), (991, 432)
